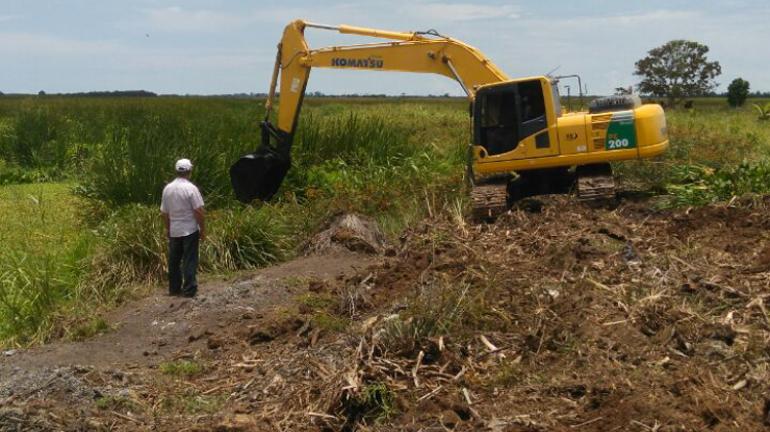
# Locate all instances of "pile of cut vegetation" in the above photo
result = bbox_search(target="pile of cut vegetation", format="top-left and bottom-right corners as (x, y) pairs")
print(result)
(214, 195), (770, 431)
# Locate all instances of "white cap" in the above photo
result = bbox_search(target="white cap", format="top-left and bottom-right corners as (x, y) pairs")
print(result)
(175, 158), (193, 172)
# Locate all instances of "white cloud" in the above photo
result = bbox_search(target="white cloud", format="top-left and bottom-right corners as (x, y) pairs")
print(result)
(140, 4), (399, 33)
(616, 9), (697, 23)
(405, 3), (520, 21)
(0, 31), (263, 70)
(0, 33), (116, 55)
(133, 53), (262, 71)
(540, 9), (699, 29)
(144, 7), (252, 32)
(0, 15), (20, 23)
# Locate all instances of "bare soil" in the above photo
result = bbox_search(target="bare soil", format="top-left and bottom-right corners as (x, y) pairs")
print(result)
(4, 198), (770, 431)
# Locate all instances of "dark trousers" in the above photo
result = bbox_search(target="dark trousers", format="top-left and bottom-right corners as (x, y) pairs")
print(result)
(168, 231), (199, 296)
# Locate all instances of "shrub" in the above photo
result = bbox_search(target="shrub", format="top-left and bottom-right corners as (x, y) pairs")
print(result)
(754, 103), (770, 121)
(727, 78), (750, 107)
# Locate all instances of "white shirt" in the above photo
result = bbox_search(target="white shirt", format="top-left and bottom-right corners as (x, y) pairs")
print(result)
(160, 177), (204, 238)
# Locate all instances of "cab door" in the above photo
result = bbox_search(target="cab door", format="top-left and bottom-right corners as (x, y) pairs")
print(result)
(517, 79), (556, 158)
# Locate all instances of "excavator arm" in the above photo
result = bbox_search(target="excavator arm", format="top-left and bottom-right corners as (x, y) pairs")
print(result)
(230, 19), (509, 203)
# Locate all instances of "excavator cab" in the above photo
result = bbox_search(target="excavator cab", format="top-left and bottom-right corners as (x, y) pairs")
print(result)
(474, 78), (552, 158)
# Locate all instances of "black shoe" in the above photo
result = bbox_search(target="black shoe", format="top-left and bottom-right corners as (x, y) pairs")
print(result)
(180, 291), (197, 298)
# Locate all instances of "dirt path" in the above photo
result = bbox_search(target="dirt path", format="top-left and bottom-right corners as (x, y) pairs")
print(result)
(0, 253), (373, 377)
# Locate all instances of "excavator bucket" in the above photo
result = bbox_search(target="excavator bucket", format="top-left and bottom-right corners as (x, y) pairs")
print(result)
(229, 123), (291, 203)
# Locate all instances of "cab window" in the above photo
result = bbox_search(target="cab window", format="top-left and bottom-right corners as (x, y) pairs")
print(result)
(474, 79), (549, 156)
(519, 80), (546, 123)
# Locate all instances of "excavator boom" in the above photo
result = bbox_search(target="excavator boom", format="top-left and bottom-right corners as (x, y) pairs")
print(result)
(230, 19), (509, 202)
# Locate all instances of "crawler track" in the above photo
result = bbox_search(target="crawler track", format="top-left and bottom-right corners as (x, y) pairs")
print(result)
(471, 182), (509, 221)
(576, 163), (616, 202)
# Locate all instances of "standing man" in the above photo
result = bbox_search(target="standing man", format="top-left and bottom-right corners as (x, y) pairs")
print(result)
(161, 158), (205, 297)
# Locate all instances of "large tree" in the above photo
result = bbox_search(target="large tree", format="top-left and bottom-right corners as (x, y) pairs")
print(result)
(727, 77), (750, 107)
(634, 40), (721, 106)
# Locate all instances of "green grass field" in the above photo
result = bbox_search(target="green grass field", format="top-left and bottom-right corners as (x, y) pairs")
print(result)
(0, 182), (82, 256)
(0, 95), (768, 346)
(0, 182), (93, 343)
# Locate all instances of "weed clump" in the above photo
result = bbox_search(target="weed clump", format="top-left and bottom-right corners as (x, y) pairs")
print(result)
(67, 317), (111, 341)
(664, 160), (770, 207)
(380, 280), (472, 357)
(0, 253), (73, 344)
(754, 103), (770, 121)
(342, 382), (397, 426)
(95, 395), (142, 412)
(159, 360), (205, 378)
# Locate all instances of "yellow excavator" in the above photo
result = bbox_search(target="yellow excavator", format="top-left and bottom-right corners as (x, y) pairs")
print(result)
(230, 20), (669, 218)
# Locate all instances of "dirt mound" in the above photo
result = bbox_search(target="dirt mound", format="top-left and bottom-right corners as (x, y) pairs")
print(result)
(216, 195), (770, 431)
(304, 213), (386, 255)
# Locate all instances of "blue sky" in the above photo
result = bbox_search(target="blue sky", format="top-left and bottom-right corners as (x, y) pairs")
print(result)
(1, 0), (768, 95)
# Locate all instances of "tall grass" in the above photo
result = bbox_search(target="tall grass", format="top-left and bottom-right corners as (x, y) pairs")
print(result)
(83, 203), (291, 303)
(0, 183), (91, 344)
(0, 252), (78, 343)
(0, 97), (467, 346)
(201, 205), (291, 270)
(80, 104), (259, 206)
(0, 97), (467, 207)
